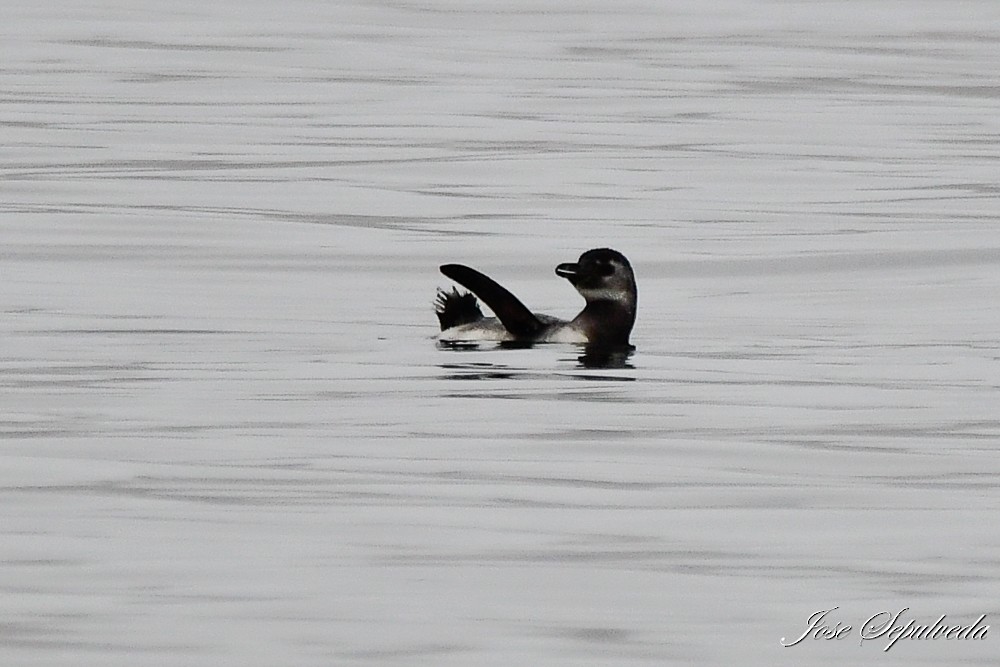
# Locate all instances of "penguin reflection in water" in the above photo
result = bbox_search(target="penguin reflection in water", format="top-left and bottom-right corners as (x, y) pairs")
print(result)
(435, 248), (637, 364)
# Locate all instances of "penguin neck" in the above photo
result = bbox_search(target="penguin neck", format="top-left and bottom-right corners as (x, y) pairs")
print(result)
(574, 299), (636, 346)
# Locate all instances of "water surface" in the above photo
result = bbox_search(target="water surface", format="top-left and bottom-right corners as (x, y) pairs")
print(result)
(3, 1), (1000, 665)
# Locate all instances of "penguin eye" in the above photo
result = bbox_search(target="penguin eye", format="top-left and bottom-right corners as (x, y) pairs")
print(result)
(597, 261), (615, 277)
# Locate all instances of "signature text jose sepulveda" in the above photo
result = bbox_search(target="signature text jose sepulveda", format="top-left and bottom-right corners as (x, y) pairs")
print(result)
(781, 607), (988, 651)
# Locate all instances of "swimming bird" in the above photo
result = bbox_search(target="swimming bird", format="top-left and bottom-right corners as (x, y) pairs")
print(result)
(435, 248), (637, 348)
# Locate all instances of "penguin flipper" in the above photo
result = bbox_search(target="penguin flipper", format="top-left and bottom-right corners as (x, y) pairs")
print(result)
(440, 264), (544, 338)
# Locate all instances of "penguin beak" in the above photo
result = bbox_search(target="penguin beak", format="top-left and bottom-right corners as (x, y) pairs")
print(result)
(555, 262), (580, 282)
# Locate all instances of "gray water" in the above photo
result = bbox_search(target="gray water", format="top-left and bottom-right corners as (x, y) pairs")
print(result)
(3, 1), (1000, 665)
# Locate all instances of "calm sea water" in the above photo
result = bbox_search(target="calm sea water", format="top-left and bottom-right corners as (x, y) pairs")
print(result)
(3, 1), (1000, 665)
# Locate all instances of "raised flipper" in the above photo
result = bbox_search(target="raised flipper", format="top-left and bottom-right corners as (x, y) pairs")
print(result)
(440, 264), (544, 338)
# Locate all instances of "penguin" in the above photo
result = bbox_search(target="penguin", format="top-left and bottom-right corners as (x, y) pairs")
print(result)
(436, 248), (637, 348)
